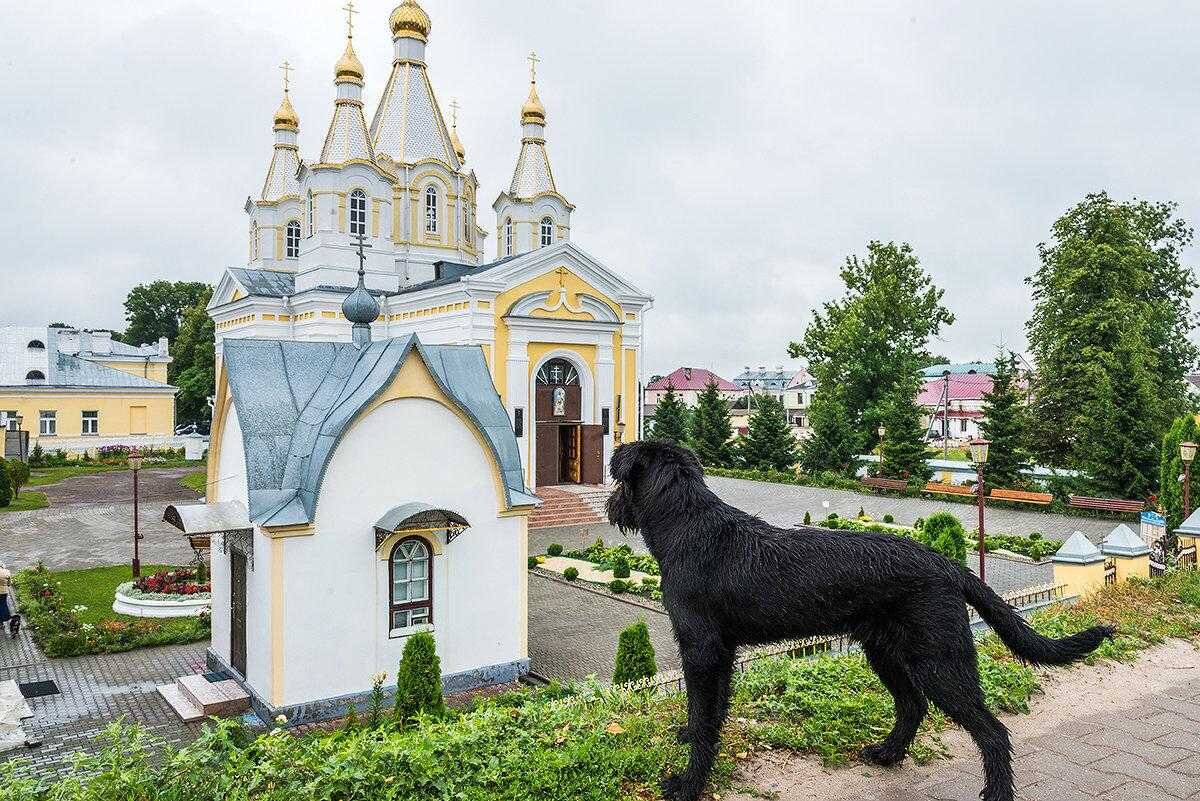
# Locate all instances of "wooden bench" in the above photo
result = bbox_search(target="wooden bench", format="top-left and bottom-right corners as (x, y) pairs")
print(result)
(925, 482), (973, 496)
(989, 488), (1053, 506)
(1067, 495), (1144, 514)
(861, 476), (908, 492)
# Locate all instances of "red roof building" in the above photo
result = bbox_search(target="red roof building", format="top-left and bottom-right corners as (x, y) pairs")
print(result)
(646, 367), (739, 392)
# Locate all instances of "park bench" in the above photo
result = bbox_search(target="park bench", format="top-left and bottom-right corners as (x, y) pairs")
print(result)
(861, 476), (908, 492)
(1067, 495), (1144, 514)
(924, 481), (973, 496)
(989, 488), (1054, 506)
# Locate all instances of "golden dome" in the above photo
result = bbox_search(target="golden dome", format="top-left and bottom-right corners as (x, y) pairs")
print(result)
(521, 82), (546, 126)
(335, 38), (365, 84)
(450, 126), (465, 161)
(273, 92), (299, 130)
(389, 0), (431, 42)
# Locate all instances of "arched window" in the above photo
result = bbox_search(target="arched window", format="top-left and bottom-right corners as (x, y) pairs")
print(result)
(462, 202), (471, 246)
(25, 370), (45, 381)
(536, 358), (579, 386)
(307, 189), (314, 237)
(425, 185), (438, 234)
(504, 217), (513, 256)
(285, 220), (300, 259)
(389, 536), (432, 630)
(26, 339), (45, 349)
(540, 217), (553, 248)
(349, 189), (367, 236)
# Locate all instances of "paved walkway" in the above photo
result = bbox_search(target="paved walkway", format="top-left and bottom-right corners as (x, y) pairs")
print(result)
(728, 638), (1200, 801)
(1, 467), (200, 570)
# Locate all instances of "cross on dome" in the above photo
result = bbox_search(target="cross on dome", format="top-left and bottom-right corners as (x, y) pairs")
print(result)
(342, 0), (357, 38)
(528, 50), (540, 83)
(279, 60), (293, 93)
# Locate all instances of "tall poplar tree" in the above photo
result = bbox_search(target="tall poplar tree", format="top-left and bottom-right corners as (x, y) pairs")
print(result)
(739, 394), (799, 473)
(649, 384), (690, 445)
(978, 352), (1028, 490)
(690, 380), (734, 467)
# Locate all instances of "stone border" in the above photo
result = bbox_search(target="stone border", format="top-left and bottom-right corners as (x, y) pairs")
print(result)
(112, 588), (211, 618)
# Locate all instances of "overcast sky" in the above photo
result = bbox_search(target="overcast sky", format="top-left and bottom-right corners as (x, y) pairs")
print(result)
(3, 1), (1199, 380)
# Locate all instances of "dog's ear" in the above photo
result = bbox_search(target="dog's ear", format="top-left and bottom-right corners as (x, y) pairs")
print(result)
(610, 441), (642, 484)
(640, 441), (704, 500)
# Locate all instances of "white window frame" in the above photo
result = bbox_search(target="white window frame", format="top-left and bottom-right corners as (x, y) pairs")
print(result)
(349, 189), (367, 236)
(504, 217), (513, 256)
(285, 220), (300, 259)
(425, 185), (438, 234)
(540, 217), (553, 248)
(307, 190), (315, 237)
(389, 537), (433, 636)
(81, 410), (99, 436)
(39, 410), (56, 436)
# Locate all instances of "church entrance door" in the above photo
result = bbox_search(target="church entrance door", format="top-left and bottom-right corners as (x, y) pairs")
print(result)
(230, 550), (247, 679)
(534, 358), (603, 486)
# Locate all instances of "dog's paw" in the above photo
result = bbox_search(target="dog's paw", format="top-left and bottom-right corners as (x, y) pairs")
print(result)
(859, 743), (905, 767)
(675, 725), (692, 744)
(660, 773), (684, 800)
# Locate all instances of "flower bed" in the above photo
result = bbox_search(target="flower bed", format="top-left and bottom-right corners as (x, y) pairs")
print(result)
(132, 566), (210, 596)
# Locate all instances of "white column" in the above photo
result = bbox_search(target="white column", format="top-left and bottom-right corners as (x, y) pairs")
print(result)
(506, 338), (531, 480)
(597, 341), (616, 482)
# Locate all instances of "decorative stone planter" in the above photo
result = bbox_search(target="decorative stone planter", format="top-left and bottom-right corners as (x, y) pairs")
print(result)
(113, 584), (211, 618)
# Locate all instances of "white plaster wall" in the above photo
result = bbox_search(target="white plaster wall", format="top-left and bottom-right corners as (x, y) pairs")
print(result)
(278, 397), (524, 706)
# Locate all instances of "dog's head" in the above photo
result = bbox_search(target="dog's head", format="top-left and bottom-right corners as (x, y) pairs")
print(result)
(606, 440), (704, 534)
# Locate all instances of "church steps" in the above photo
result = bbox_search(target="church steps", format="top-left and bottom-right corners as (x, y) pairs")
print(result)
(159, 675), (250, 721)
(529, 487), (604, 529)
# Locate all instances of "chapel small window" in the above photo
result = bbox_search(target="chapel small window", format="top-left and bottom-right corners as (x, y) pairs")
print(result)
(39, 410), (56, 436)
(25, 370), (45, 381)
(81, 410), (99, 436)
(350, 189), (367, 236)
(463, 203), (471, 246)
(540, 217), (553, 248)
(536, 359), (579, 386)
(425, 185), (439, 234)
(390, 536), (432, 631)
(504, 217), (513, 256)
(286, 220), (301, 259)
(27, 339), (45, 349)
(307, 189), (315, 237)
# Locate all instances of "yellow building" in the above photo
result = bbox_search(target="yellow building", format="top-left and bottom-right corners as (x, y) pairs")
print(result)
(0, 326), (176, 450)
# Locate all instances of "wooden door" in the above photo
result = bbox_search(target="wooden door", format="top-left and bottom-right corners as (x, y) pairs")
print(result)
(536, 423), (559, 486)
(560, 425), (581, 483)
(230, 550), (247, 678)
(580, 424), (604, 484)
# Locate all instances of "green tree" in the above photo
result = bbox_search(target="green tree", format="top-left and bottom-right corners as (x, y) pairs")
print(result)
(121, 280), (211, 346)
(690, 380), (734, 467)
(878, 374), (931, 484)
(1025, 193), (1197, 486)
(799, 388), (863, 475)
(978, 352), (1029, 490)
(5, 459), (29, 499)
(738, 394), (799, 473)
(612, 618), (658, 685)
(649, 383), (690, 445)
(171, 288), (216, 425)
(0, 457), (11, 507)
(1159, 414), (1200, 539)
(394, 631), (444, 721)
(920, 512), (967, 565)
(790, 241), (954, 458)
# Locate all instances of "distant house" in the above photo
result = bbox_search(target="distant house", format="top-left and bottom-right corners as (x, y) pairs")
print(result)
(918, 373), (996, 443)
(920, 361), (997, 379)
(644, 367), (741, 412)
(782, 369), (817, 435)
(733, 366), (799, 396)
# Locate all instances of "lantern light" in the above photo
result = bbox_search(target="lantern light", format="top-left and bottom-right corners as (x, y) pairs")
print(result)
(128, 449), (144, 471)
(969, 438), (990, 465)
(1181, 441), (1197, 465)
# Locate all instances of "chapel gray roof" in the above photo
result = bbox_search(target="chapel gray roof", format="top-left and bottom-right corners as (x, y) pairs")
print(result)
(222, 334), (536, 527)
(228, 268), (297, 298)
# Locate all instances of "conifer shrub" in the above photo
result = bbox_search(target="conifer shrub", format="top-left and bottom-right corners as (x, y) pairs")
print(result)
(883, 514), (894, 524)
(920, 512), (967, 565)
(612, 554), (631, 579)
(803, 511), (811, 525)
(563, 566), (579, 581)
(608, 579), (628, 594)
(0, 458), (11, 507)
(547, 543), (563, 556)
(527, 556), (538, 569)
(612, 618), (658, 685)
(394, 632), (444, 722)
(5, 459), (28, 499)
(857, 506), (865, 519)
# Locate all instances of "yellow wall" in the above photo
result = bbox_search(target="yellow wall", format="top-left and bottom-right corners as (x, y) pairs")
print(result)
(0, 392), (175, 439)
(1110, 553), (1150, 582)
(1052, 560), (1106, 598)
(96, 360), (169, 383)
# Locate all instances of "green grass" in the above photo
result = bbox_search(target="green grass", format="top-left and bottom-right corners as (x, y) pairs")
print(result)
(0, 490), (48, 512)
(43, 564), (182, 626)
(179, 471), (208, 494)
(29, 461), (206, 487)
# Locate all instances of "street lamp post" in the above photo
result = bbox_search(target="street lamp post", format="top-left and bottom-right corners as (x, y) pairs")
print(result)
(129, 449), (143, 578)
(1181, 441), (1197, 521)
(970, 438), (990, 584)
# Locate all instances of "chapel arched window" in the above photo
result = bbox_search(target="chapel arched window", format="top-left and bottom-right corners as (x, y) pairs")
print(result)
(25, 370), (45, 381)
(463, 202), (471, 245)
(349, 189), (367, 236)
(504, 217), (513, 256)
(389, 536), (432, 630)
(285, 220), (300, 259)
(27, 340), (45, 349)
(425, 185), (439, 234)
(540, 217), (553, 248)
(536, 358), (579, 386)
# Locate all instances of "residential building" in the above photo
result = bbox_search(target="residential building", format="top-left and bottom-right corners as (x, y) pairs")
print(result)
(733, 365), (799, 397)
(918, 372), (994, 443)
(645, 367), (741, 408)
(0, 326), (176, 451)
(782, 369), (816, 435)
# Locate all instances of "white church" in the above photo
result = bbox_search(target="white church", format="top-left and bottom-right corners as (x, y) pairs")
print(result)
(167, 0), (653, 724)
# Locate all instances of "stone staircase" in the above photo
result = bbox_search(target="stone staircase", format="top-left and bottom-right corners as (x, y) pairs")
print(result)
(157, 674), (250, 722)
(529, 486), (610, 529)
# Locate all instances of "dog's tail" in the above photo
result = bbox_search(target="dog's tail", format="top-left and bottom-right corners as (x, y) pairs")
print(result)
(961, 570), (1113, 665)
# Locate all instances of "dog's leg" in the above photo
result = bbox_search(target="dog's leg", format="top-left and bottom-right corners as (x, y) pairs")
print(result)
(677, 644), (735, 745)
(913, 656), (1013, 801)
(860, 644), (927, 767)
(662, 635), (728, 801)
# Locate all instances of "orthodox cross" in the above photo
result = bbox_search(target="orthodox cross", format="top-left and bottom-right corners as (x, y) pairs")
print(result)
(527, 50), (540, 82)
(353, 232), (372, 276)
(554, 266), (569, 289)
(342, 0), (357, 37)
(279, 60), (293, 93)
(449, 98), (460, 128)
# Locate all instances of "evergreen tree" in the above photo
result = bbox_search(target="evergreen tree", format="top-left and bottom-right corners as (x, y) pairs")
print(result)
(649, 383), (690, 445)
(0, 457), (11, 507)
(171, 288), (216, 426)
(799, 389), (863, 475)
(1159, 414), (1200, 538)
(5, 459), (28, 499)
(1025, 193), (1198, 486)
(738, 394), (799, 473)
(394, 631), (444, 721)
(978, 352), (1029, 489)
(612, 618), (658, 685)
(920, 512), (967, 565)
(878, 375), (932, 484)
(690, 380), (734, 467)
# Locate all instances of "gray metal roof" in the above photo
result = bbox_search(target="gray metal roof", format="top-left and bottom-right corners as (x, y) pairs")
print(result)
(222, 334), (536, 527)
(374, 502), (469, 532)
(1101, 523), (1150, 557)
(228, 268), (297, 298)
(1052, 531), (1104, 564)
(1175, 505), (1200, 536)
(163, 501), (252, 534)
(0, 326), (174, 389)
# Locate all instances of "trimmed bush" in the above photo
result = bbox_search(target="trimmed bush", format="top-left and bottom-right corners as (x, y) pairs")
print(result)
(527, 556), (538, 569)
(547, 543), (563, 557)
(394, 631), (444, 721)
(563, 566), (579, 581)
(920, 512), (967, 565)
(803, 511), (811, 525)
(612, 618), (658, 684)
(0, 457), (11, 507)
(608, 579), (628, 594)
(883, 514), (894, 524)
(5, 459), (29, 499)
(612, 554), (631, 579)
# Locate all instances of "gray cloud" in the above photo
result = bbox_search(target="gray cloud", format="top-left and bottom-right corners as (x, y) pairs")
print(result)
(2, 1), (1198, 381)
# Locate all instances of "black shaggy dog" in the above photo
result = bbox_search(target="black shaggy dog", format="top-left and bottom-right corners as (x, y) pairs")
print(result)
(606, 440), (1113, 801)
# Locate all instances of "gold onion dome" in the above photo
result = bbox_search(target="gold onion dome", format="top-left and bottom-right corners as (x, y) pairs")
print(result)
(521, 82), (546, 126)
(450, 126), (465, 161)
(274, 93), (299, 130)
(335, 38), (365, 83)
(390, 0), (431, 42)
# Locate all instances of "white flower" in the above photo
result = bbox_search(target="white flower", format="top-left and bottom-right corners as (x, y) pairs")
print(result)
(371, 671), (387, 686)
(274, 714), (288, 725)
(81, 623), (95, 632)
